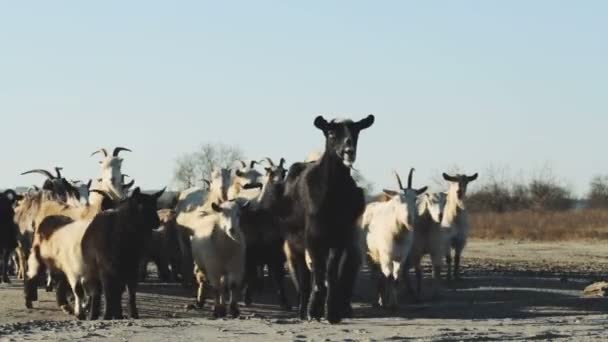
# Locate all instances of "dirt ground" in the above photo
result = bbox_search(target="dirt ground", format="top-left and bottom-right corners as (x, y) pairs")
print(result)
(1, 240), (607, 341)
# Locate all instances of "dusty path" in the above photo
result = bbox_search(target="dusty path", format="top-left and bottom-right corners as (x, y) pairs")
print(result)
(1, 240), (607, 341)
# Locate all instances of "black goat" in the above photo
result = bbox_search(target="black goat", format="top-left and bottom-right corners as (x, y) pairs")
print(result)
(1, 189), (21, 283)
(81, 187), (165, 320)
(281, 115), (374, 323)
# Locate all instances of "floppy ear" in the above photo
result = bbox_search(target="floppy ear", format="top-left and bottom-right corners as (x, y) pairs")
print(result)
(468, 173), (479, 182)
(355, 114), (375, 130)
(211, 202), (222, 213)
(314, 116), (329, 131)
(382, 189), (399, 197)
(443, 173), (458, 182)
(416, 186), (428, 195)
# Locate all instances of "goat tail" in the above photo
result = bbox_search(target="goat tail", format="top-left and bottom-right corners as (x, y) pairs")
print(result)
(26, 246), (43, 280)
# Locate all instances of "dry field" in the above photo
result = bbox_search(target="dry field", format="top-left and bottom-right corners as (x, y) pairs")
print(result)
(0, 240), (607, 341)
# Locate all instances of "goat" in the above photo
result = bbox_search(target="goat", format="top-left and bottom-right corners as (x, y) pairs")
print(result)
(89, 147), (132, 203)
(190, 201), (248, 318)
(22, 190), (118, 312)
(404, 191), (448, 300)
(1, 189), (21, 283)
(21, 168), (80, 201)
(139, 209), (181, 282)
(239, 157), (291, 310)
(174, 168), (232, 287)
(360, 169), (427, 309)
(281, 115), (374, 323)
(442, 173), (478, 281)
(81, 187), (165, 320)
(228, 160), (262, 201)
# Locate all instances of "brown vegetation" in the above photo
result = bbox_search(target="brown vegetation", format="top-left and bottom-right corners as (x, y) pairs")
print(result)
(470, 209), (608, 241)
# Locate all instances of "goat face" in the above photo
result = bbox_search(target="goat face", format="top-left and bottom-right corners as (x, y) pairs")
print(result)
(314, 115), (375, 167)
(443, 173), (479, 200)
(130, 187), (165, 230)
(419, 192), (447, 223)
(211, 201), (247, 242)
(210, 168), (232, 201)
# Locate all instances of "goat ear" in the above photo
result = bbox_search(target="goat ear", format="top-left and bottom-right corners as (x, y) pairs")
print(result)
(443, 173), (458, 182)
(468, 173), (479, 182)
(314, 116), (329, 131)
(355, 114), (375, 130)
(382, 189), (398, 197)
(243, 182), (263, 190)
(211, 202), (222, 213)
(132, 187), (141, 196)
(153, 187), (166, 199)
(416, 186), (428, 195)
(235, 169), (244, 177)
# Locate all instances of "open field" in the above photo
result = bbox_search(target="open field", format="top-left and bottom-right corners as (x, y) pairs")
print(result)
(1, 239), (607, 341)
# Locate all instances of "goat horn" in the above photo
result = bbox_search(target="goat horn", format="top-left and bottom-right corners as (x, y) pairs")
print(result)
(54, 167), (63, 179)
(21, 169), (55, 180)
(90, 189), (113, 201)
(202, 179), (211, 187)
(123, 179), (135, 190)
(113, 147), (132, 157)
(91, 148), (108, 157)
(237, 160), (247, 168)
(250, 160), (257, 169)
(393, 170), (404, 190)
(407, 168), (415, 189)
(263, 157), (275, 167)
(279, 158), (286, 168)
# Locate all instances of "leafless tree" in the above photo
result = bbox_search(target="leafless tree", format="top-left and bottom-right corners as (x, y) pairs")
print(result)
(173, 143), (245, 190)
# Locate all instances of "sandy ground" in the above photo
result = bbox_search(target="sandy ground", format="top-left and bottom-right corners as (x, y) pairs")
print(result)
(1, 239), (607, 341)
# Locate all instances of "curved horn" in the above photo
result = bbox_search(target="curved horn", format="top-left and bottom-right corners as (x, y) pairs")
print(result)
(91, 148), (108, 157)
(32, 185), (40, 191)
(123, 179), (135, 190)
(21, 169), (55, 180)
(393, 170), (404, 190)
(279, 158), (286, 168)
(202, 179), (211, 187)
(113, 147), (132, 157)
(407, 168), (415, 189)
(121, 174), (130, 183)
(263, 157), (275, 167)
(54, 167), (63, 179)
(237, 160), (247, 169)
(250, 160), (257, 169)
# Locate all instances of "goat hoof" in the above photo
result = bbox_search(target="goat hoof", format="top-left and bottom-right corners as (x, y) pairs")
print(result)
(229, 304), (240, 318)
(25, 300), (33, 309)
(213, 304), (227, 318)
(60, 304), (74, 315)
(76, 312), (86, 320)
(130, 312), (139, 319)
(2, 276), (11, 283)
(45, 286), (53, 293)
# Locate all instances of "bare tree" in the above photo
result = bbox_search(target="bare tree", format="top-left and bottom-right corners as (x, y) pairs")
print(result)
(588, 175), (608, 208)
(173, 143), (245, 190)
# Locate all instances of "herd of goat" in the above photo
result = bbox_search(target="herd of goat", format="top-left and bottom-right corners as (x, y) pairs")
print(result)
(0, 115), (479, 324)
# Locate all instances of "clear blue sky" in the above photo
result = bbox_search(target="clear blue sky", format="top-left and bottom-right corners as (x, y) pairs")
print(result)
(1, 1), (606, 196)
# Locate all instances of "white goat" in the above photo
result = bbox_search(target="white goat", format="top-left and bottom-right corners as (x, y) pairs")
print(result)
(228, 160), (262, 201)
(26, 216), (92, 318)
(189, 201), (248, 318)
(441, 172), (478, 281)
(406, 191), (448, 299)
(89, 147), (131, 204)
(360, 169), (427, 309)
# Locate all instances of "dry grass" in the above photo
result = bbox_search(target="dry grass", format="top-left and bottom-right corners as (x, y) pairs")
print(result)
(470, 209), (608, 241)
